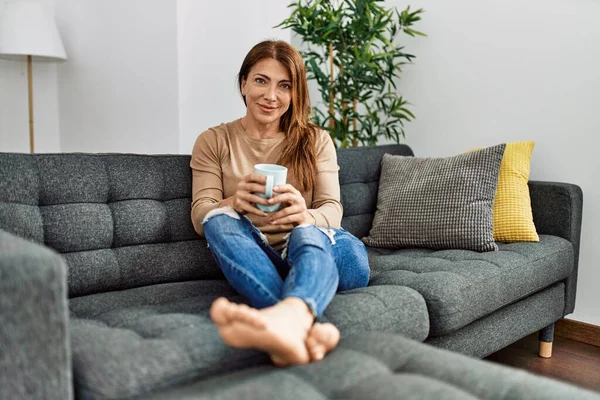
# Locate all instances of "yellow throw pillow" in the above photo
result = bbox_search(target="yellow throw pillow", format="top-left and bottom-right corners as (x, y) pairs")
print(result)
(493, 141), (539, 242)
(468, 141), (539, 242)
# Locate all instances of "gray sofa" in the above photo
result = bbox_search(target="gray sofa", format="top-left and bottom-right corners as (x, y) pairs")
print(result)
(0, 144), (591, 400)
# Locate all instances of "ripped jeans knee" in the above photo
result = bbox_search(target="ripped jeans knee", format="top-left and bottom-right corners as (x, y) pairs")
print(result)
(203, 206), (271, 249)
(202, 206), (241, 224)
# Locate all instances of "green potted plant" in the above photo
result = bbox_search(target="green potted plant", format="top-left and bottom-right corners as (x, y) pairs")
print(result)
(277, 0), (425, 147)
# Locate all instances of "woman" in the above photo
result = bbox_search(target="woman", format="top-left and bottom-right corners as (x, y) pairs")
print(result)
(190, 40), (370, 366)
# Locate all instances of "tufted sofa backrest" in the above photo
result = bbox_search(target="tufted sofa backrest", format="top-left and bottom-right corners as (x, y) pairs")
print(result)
(0, 154), (220, 298)
(0, 144), (413, 297)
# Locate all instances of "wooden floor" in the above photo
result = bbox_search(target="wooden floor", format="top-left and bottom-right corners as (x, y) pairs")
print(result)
(485, 333), (600, 393)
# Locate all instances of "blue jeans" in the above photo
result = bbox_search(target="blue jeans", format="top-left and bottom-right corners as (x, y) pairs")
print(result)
(202, 207), (370, 318)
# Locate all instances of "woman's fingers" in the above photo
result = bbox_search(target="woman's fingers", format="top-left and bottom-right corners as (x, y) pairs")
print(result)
(269, 184), (303, 204)
(267, 192), (297, 205)
(270, 204), (300, 220)
(243, 173), (268, 185)
(235, 174), (272, 212)
(234, 179), (310, 222)
(269, 205), (308, 225)
(236, 191), (270, 207)
(270, 213), (307, 226)
(239, 182), (271, 199)
(233, 197), (268, 217)
(238, 174), (275, 202)
(236, 190), (269, 205)
(271, 184), (299, 195)
(265, 183), (308, 225)
(241, 192), (271, 206)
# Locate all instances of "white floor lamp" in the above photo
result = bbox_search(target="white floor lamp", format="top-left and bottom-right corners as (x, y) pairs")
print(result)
(0, 1), (67, 153)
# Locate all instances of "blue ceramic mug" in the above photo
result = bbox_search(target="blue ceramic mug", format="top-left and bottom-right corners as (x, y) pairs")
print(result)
(253, 164), (288, 212)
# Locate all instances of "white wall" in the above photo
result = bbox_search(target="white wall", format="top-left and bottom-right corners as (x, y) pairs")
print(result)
(177, 0), (291, 154)
(1, 0), (291, 154)
(54, 0), (180, 154)
(0, 0), (61, 153)
(388, 0), (600, 325)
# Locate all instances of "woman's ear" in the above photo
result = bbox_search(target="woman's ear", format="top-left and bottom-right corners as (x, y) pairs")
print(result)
(240, 78), (246, 96)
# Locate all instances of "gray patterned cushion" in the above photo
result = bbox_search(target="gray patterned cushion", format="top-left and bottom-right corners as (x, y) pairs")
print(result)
(362, 144), (506, 252)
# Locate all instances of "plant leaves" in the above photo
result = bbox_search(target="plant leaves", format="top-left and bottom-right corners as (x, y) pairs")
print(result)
(279, 0), (425, 147)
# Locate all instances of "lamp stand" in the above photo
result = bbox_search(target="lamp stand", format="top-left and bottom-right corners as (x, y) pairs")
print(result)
(27, 54), (35, 153)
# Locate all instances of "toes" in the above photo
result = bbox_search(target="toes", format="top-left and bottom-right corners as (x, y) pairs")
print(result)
(229, 304), (246, 321)
(306, 323), (340, 362)
(231, 303), (266, 329)
(315, 323), (340, 348)
(307, 342), (326, 361)
(246, 309), (266, 329)
(306, 334), (319, 349)
(222, 300), (238, 320)
(270, 354), (289, 367)
(210, 297), (231, 326)
(312, 349), (325, 361)
(235, 304), (253, 321)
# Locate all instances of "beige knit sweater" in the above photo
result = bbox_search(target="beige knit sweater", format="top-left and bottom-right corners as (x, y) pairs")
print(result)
(190, 118), (342, 249)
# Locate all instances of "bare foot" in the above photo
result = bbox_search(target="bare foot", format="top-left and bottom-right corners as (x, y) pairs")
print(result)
(210, 297), (265, 329)
(306, 322), (340, 362)
(209, 297), (313, 366)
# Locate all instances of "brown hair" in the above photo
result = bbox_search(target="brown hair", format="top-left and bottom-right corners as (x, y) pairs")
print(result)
(237, 40), (318, 192)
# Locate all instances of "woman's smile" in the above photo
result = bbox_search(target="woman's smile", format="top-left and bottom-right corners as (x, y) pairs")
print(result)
(258, 104), (278, 113)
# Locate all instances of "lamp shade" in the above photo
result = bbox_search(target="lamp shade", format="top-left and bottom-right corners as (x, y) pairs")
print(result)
(0, 1), (67, 60)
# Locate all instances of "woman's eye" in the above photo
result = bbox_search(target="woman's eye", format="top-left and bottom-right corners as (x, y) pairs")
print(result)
(281, 84), (291, 90)
(255, 78), (265, 84)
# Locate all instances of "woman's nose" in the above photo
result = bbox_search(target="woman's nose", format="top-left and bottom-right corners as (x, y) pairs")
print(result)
(264, 85), (277, 102)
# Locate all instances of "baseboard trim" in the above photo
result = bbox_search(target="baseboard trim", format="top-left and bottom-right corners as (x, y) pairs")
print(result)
(555, 318), (600, 347)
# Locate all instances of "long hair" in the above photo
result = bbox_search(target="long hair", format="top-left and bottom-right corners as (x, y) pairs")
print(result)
(237, 40), (318, 192)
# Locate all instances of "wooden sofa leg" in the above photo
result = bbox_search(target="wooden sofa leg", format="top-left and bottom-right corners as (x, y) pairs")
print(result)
(538, 323), (554, 358)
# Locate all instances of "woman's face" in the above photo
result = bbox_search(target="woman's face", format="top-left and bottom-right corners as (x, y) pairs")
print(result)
(241, 58), (292, 129)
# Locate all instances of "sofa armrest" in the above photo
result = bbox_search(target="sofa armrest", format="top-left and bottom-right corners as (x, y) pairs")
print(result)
(0, 229), (72, 400)
(528, 181), (583, 315)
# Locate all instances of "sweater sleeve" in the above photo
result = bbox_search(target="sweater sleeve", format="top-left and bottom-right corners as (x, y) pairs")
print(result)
(190, 129), (223, 236)
(307, 131), (343, 228)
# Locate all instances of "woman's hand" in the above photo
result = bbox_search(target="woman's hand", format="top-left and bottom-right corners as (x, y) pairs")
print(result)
(268, 184), (314, 226)
(220, 173), (271, 217)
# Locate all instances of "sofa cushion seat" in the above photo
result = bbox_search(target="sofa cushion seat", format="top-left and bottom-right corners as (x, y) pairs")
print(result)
(68, 280), (429, 399)
(367, 234), (573, 336)
(145, 331), (598, 400)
